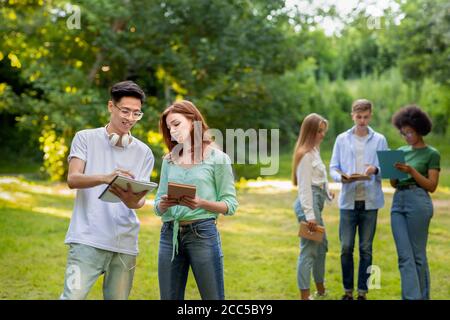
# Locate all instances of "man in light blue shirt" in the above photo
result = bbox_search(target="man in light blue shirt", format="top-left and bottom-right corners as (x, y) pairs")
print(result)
(330, 99), (388, 300)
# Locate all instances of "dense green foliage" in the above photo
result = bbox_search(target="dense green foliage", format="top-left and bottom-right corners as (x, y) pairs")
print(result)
(1, 0), (448, 180)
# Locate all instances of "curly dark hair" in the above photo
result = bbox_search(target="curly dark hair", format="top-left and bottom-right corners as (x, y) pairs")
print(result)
(392, 105), (432, 136)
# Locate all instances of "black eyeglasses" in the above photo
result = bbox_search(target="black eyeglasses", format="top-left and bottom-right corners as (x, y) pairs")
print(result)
(400, 130), (414, 138)
(113, 103), (144, 120)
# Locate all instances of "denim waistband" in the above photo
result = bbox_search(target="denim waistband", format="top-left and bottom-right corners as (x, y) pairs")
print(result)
(165, 218), (216, 261)
(396, 184), (422, 191)
(312, 184), (326, 190)
(354, 200), (365, 211)
(165, 218), (216, 233)
(312, 185), (328, 196)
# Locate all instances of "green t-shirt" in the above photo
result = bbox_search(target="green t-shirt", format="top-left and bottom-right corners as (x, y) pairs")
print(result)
(397, 145), (441, 186)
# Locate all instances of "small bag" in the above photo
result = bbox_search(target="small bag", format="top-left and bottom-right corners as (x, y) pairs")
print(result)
(298, 221), (325, 242)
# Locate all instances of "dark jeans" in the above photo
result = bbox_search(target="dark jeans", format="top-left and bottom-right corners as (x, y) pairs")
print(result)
(339, 201), (378, 293)
(158, 218), (224, 300)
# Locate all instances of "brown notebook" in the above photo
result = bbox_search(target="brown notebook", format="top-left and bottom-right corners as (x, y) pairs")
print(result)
(168, 182), (197, 200)
(298, 221), (325, 242)
(335, 169), (371, 181)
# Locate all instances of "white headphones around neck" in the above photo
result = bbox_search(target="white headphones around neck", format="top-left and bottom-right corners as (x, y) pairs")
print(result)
(105, 124), (132, 148)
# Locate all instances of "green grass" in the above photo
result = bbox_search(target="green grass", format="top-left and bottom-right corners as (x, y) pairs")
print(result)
(1, 176), (449, 300)
(0, 160), (41, 175)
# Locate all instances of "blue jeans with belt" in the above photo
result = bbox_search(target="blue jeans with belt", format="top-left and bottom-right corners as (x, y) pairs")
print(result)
(391, 186), (433, 300)
(293, 186), (328, 290)
(158, 218), (224, 300)
(339, 201), (378, 294)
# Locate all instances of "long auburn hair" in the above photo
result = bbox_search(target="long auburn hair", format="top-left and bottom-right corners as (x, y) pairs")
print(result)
(291, 113), (328, 186)
(159, 100), (213, 162)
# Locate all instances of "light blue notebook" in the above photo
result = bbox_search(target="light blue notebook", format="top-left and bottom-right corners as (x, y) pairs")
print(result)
(376, 150), (408, 180)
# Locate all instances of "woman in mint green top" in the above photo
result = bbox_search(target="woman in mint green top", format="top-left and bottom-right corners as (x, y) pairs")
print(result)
(155, 147), (238, 257)
(390, 105), (440, 300)
(154, 100), (238, 300)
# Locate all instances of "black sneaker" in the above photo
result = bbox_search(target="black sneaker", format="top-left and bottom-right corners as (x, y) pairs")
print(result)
(357, 295), (367, 300)
(341, 294), (353, 300)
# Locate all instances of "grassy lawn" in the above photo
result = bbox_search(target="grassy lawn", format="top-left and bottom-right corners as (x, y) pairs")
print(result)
(0, 176), (449, 300)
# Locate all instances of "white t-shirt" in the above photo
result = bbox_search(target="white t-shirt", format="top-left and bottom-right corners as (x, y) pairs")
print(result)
(296, 148), (330, 221)
(65, 127), (154, 255)
(354, 134), (368, 201)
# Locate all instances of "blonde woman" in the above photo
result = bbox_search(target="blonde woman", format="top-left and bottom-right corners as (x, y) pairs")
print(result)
(292, 113), (333, 300)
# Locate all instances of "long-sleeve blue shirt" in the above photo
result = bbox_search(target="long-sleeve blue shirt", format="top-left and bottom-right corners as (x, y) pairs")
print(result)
(329, 126), (389, 210)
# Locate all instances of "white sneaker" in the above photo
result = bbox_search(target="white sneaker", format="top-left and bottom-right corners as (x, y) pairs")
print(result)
(313, 291), (328, 299)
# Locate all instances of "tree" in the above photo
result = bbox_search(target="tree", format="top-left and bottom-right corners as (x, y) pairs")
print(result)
(388, 0), (450, 86)
(0, 0), (304, 179)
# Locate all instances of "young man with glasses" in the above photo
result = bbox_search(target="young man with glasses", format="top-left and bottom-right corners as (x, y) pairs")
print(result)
(60, 81), (154, 300)
(329, 99), (388, 300)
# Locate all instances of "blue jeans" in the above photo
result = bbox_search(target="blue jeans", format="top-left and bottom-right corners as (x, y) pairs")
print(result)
(391, 187), (433, 300)
(339, 201), (378, 294)
(293, 186), (328, 290)
(60, 243), (136, 300)
(158, 218), (224, 300)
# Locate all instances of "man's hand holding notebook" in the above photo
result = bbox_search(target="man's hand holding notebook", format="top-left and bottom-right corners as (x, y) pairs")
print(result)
(99, 175), (158, 203)
(336, 169), (371, 182)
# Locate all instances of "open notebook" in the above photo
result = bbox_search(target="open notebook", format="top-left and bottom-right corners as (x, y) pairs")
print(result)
(335, 169), (371, 181)
(99, 175), (158, 203)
